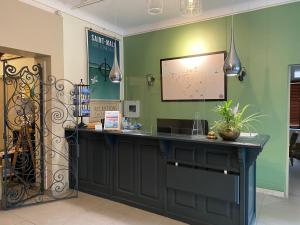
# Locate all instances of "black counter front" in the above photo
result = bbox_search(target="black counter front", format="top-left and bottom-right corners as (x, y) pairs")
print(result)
(67, 129), (269, 225)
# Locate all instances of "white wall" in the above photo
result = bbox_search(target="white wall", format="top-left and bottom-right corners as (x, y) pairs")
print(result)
(62, 13), (124, 98)
(0, 0), (64, 78)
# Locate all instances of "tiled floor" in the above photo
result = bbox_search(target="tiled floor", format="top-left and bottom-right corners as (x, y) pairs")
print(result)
(2, 161), (300, 225)
(1, 191), (300, 225)
(289, 158), (300, 196)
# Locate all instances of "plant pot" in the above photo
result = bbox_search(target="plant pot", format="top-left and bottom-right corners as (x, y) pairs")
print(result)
(219, 129), (240, 141)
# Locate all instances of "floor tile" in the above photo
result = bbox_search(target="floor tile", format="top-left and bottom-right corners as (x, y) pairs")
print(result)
(256, 192), (267, 219)
(257, 194), (300, 225)
(0, 211), (29, 225)
(1, 190), (300, 225)
(14, 221), (36, 225)
(289, 159), (300, 196)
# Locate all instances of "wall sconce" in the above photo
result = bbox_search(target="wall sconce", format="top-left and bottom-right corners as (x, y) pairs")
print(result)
(146, 74), (155, 86)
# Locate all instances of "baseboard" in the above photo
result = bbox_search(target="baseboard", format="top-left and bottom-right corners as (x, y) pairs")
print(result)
(256, 188), (285, 198)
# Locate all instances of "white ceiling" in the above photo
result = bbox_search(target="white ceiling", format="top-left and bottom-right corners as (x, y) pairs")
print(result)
(23, 0), (300, 36)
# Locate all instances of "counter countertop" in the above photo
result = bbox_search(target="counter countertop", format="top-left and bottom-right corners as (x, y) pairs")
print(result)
(67, 128), (270, 150)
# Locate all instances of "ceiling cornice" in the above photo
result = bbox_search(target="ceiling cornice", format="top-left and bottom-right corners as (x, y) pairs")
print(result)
(20, 0), (300, 37)
(124, 0), (300, 36)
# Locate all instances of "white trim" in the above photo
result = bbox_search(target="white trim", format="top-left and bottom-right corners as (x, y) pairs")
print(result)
(257, 188), (285, 198)
(21, 0), (300, 36)
(18, 0), (56, 13)
(125, 0), (300, 36)
(286, 66), (292, 198)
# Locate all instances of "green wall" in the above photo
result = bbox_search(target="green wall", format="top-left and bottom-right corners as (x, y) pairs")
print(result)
(124, 2), (300, 192)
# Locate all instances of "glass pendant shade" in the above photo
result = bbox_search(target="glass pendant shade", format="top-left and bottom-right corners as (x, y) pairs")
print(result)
(223, 22), (242, 77)
(180, 0), (202, 17)
(147, 0), (163, 15)
(109, 40), (123, 83)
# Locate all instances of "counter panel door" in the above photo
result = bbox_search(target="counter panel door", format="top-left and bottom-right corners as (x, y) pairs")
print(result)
(78, 133), (112, 196)
(114, 137), (137, 200)
(167, 189), (240, 225)
(89, 135), (112, 196)
(136, 140), (165, 210)
(166, 142), (240, 225)
(78, 134), (91, 189)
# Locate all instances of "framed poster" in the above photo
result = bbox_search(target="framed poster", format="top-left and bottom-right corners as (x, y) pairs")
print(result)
(87, 29), (121, 100)
(160, 51), (227, 101)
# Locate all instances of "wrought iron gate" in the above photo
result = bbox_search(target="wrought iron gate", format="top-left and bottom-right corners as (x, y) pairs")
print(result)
(1, 61), (78, 209)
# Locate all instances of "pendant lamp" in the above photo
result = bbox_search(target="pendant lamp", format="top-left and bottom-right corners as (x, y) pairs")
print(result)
(180, 0), (202, 17)
(109, 40), (123, 83)
(147, 0), (163, 15)
(223, 16), (246, 81)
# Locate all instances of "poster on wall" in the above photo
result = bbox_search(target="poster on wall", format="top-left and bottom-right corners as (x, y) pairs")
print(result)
(87, 29), (121, 100)
(160, 51), (226, 101)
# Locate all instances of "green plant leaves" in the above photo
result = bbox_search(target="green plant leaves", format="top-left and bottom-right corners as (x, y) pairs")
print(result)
(212, 100), (262, 133)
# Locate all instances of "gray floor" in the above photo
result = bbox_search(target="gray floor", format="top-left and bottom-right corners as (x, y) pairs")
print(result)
(1, 161), (300, 225)
(289, 159), (300, 196)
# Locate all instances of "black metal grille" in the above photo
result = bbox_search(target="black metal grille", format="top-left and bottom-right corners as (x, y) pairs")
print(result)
(1, 61), (78, 209)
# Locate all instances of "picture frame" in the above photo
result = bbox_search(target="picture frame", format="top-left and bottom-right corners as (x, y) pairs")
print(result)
(160, 51), (227, 102)
(123, 100), (140, 118)
(104, 111), (121, 130)
(86, 28), (121, 100)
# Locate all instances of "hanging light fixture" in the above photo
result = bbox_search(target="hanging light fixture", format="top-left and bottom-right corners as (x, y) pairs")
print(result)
(109, 0), (123, 83)
(223, 16), (246, 81)
(147, 0), (163, 15)
(180, 0), (202, 17)
(109, 39), (123, 83)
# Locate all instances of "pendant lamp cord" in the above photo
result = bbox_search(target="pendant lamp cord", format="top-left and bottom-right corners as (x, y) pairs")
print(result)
(114, 0), (118, 42)
(231, 0), (234, 44)
(231, 15), (234, 41)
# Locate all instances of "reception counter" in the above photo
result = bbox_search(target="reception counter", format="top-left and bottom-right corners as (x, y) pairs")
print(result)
(68, 129), (269, 225)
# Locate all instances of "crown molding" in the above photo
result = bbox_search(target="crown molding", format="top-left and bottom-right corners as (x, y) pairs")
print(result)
(20, 0), (300, 37)
(124, 0), (300, 36)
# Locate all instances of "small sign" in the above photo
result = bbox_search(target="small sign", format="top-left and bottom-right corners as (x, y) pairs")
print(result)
(89, 99), (122, 123)
(104, 111), (121, 130)
(124, 100), (140, 118)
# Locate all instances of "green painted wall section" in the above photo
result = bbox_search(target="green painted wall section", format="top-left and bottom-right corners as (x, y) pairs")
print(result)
(124, 2), (300, 192)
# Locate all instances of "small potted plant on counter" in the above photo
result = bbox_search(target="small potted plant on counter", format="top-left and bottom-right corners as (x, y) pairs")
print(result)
(212, 100), (261, 141)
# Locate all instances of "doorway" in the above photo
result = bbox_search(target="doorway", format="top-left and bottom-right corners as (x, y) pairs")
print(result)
(0, 50), (79, 209)
(289, 64), (300, 197)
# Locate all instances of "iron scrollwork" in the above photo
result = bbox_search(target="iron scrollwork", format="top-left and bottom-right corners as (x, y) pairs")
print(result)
(2, 61), (79, 209)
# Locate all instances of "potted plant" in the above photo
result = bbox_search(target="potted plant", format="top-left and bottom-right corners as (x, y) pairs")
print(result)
(212, 100), (261, 141)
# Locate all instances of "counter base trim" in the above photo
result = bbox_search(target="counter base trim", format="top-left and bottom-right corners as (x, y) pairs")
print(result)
(256, 188), (285, 198)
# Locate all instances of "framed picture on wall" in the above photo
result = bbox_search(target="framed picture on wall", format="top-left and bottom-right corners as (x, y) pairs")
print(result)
(160, 51), (227, 101)
(86, 28), (121, 100)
